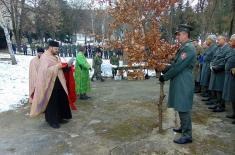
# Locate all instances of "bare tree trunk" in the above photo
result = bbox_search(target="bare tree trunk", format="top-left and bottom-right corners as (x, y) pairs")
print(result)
(2, 25), (17, 65)
(229, 15), (234, 37)
(229, 0), (235, 36)
(158, 82), (165, 133)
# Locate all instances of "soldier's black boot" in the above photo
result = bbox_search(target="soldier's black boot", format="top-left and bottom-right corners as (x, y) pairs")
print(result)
(101, 78), (105, 82)
(208, 105), (218, 109)
(232, 121), (235, 124)
(226, 115), (235, 119)
(213, 97), (225, 112)
(173, 128), (182, 133)
(213, 104), (225, 112)
(173, 136), (192, 144)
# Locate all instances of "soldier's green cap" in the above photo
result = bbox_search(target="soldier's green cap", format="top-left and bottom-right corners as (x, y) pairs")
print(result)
(177, 24), (193, 33)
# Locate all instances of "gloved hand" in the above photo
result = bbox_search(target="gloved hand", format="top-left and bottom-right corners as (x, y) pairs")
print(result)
(231, 68), (235, 75)
(162, 66), (170, 74)
(212, 66), (224, 73)
(159, 75), (165, 83)
(210, 66), (213, 71)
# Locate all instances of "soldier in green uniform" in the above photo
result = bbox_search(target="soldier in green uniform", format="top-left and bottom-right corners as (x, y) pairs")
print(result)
(110, 52), (119, 78)
(64, 44), (68, 57)
(30, 43), (36, 56)
(223, 34), (235, 124)
(159, 24), (196, 144)
(208, 36), (231, 112)
(200, 35), (218, 98)
(91, 51), (104, 82)
(68, 44), (72, 57)
(72, 44), (77, 57)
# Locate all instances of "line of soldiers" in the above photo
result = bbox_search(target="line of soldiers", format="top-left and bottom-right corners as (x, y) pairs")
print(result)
(59, 44), (78, 57)
(195, 34), (235, 124)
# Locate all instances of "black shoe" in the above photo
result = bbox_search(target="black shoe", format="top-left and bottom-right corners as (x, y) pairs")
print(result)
(205, 102), (215, 105)
(194, 90), (201, 93)
(202, 94), (209, 98)
(50, 123), (60, 129)
(80, 96), (88, 100)
(213, 107), (225, 112)
(84, 95), (91, 99)
(208, 105), (217, 109)
(173, 136), (192, 144)
(80, 94), (88, 100)
(202, 98), (211, 101)
(232, 121), (235, 124)
(173, 128), (182, 133)
(59, 119), (69, 124)
(226, 115), (235, 119)
(101, 79), (105, 82)
(91, 78), (94, 81)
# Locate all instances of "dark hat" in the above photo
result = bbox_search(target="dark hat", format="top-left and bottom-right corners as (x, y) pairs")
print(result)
(48, 40), (59, 47)
(37, 47), (44, 53)
(177, 24), (193, 33)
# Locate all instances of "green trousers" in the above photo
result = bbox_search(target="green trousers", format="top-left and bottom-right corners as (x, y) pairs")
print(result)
(179, 112), (192, 138)
(91, 69), (102, 80)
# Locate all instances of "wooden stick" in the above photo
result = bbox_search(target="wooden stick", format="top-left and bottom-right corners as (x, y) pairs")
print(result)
(158, 81), (165, 133)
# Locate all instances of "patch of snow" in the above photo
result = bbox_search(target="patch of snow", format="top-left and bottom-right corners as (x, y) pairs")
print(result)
(0, 54), (33, 112)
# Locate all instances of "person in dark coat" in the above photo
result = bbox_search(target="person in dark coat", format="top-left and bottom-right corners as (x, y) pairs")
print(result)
(23, 44), (28, 55)
(193, 40), (203, 93)
(200, 35), (218, 98)
(223, 34), (235, 124)
(208, 36), (231, 112)
(159, 24), (196, 144)
(12, 43), (16, 54)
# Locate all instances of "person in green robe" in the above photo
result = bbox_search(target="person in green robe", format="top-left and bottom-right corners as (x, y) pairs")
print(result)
(74, 46), (91, 100)
(159, 24), (196, 144)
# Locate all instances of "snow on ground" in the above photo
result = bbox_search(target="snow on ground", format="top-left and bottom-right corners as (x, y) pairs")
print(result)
(0, 53), (155, 113)
(0, 54), (32, 112)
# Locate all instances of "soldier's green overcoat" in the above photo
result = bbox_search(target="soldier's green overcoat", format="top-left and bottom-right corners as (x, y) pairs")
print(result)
(209, 44), (231, 91)
(200, 44), (218, 86)
(163, 40), (196, 112)
(223, 48), (235, 102)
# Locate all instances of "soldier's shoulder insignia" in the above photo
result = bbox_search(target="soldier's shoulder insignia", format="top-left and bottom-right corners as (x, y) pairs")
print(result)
(181, 52), (187, 60)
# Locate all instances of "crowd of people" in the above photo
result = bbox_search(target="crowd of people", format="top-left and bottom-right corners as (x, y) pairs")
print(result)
(193, 34), (235, 122)
(159, 24), (235, 144)
(15, 41), (122, 60)
(26, 23), (235, 145)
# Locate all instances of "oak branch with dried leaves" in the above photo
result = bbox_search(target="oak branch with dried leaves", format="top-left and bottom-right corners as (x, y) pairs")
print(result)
(97, 0), (180, 132)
